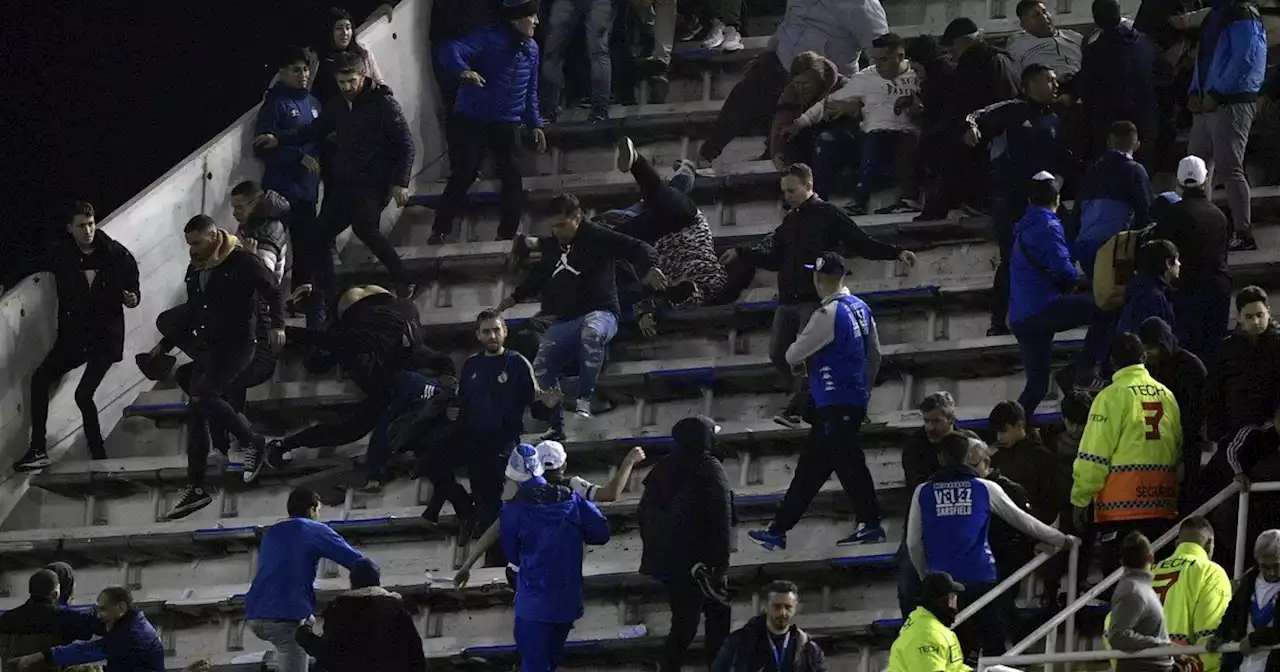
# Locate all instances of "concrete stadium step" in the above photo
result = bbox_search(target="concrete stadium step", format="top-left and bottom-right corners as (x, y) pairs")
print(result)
(36, 397), (1063, 501)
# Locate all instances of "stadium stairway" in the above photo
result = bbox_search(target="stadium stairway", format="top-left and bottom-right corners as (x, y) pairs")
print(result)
(5, 0), (1276, 668)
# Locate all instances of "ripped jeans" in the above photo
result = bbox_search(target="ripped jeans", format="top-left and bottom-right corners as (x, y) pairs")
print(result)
(533, 310), (618, 430)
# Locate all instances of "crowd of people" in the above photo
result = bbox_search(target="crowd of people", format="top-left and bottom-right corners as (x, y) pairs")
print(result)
(6, 0), (1280, 668)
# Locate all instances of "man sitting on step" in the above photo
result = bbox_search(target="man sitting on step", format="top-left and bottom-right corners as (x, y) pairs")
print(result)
(496, 192), (663, 439)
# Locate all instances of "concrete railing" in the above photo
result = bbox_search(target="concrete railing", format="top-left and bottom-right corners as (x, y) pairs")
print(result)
(0, 0), (444, 527)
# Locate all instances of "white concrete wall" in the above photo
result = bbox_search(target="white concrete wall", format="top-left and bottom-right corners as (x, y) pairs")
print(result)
(0, 0), (442, 527)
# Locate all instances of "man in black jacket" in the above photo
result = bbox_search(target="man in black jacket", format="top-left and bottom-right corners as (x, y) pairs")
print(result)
(918, 18), (1020, 220)
(1137, 316), (1208, 514)
(897, 392), (957, 617)
(988, 400), (1069, 525)
(139, 217), (285, 516)
(710, 580), (827, 672)
(295, 561), (426, 672)
(639, 415), (734, 672)
(1208, 528), (1280, 671)
(497, 192), (662, 438)
(1206, 286), (1280, 453)
(718, 163), (916, 428)
(0, 569), (100, 671)
(14, 201), (140, 471)
(1149, 156), (1232, 365)
(255, 51), (416, 302)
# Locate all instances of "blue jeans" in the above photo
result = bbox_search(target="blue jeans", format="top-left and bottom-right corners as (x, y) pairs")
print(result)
(1174, 287), (1231, 366)
(1012, 294), (1109, 418)
(810, 125), (860, 200)
(533, 311), (619, 429)
(249, 619), (310, 672)
(514, 617), (574, 672)
(852, 130), (917, 206)
(542, 0), (614, 109)
(367, 371), (433, 480)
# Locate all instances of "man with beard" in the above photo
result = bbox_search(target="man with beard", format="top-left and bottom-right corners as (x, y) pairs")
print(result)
(709, 580), (827, 672)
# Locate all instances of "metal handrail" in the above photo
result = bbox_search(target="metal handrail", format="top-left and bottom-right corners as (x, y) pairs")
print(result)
(980, 640), (1275, 669)
(974, 480), (1280, 671)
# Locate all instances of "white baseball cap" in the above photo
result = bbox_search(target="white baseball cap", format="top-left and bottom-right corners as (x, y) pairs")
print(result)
(535, 440), (568, 470)
(1177, 155), (1208, 187)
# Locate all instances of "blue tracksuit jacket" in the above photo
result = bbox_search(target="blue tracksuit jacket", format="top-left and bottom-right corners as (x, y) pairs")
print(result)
(254, 82), (322, 205)
(1190, 0), (1266, 102)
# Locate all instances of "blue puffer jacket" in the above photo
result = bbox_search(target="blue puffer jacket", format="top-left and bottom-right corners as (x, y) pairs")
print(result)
(501, 476), (611, 624)
(255, 82), (322, 205)
(1010, 206), (1082, 325)
(440, 23), (543, 127)
(1190, 0), (1266, 102)
(1115, 273), (1176, 337)
(1074, 150), (1154, 278)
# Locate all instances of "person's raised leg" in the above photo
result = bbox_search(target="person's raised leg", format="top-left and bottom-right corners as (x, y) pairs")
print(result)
(574, 310), (619, 413)
(698, 53), (789, 162)
(249, 619), (310, 672)
(533, 317), (588, 433)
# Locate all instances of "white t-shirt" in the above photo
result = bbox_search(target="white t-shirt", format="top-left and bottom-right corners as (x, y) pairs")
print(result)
(798, 65), (921, 134)
(1242, 576), (1280, 672)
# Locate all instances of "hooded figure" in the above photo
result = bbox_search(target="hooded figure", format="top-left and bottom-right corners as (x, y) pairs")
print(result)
(1139, 317), (1208, 510)
(638, 416), (736, 671)
(768, 53), (849, 162)
(500, 443), (611, 672)
(295, 561), (426, 672)
(44, 563), (75, 608)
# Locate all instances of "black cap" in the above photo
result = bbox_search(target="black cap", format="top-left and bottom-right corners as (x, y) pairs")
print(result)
(920, 572), (966, 600)
(500, 0), (539, 20)
(940, 18), (980, 45)
(804, 252), (850, 277)
(672, 415), (721, 453)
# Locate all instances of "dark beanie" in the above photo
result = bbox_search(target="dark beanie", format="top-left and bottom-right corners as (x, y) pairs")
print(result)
(45, 562), (75, 605)
(500, 0), (539, 20)
(350, 558), (382, 589)
(672, 415), (719, 453)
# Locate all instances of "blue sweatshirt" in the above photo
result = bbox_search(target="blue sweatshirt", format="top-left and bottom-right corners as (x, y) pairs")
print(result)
(782, 288), (882, 409)
(49, 609), (165, 672)
(440, 24), (542, 126)
(1190, 0), (1266, 102)
(967, 99), (1070, 197)
(907, 466), (1066, 584)
(254, 82), (322, 205)
(459, 349), (537, 446)
(244, 517), (368, 621)
(501, 477), (611, 624)
(1115, 274), (1176, 337)
(1009, 205), (1082, 325)
(1075, 151), (1154, 278)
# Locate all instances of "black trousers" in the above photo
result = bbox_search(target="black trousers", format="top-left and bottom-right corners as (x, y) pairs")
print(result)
(286, 198), (320, 292)
(419, 447), (475, 521)
(771, 405), (881, 532)
(29, 339), (114, 458)
(1097, 518), (1174, 577)
(469, 442), (515, 566)
(283, 392), (384, 451)
(433, 115), (524, 239)
(176, 340), (277, 485)
(310, 185), (408, 302)
(158, 306), (265, 480)
(660, 577), (731, 672)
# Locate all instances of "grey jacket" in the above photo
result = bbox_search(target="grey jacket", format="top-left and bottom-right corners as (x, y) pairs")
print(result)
(767, 0), (889, 75)
(1107, 568), (1174, 672)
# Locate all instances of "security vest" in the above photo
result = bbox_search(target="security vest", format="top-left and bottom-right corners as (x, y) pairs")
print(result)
(1154, 542), (1231, 672)
(1071, 364), (1182, 523)
(887, 606), (969, 672)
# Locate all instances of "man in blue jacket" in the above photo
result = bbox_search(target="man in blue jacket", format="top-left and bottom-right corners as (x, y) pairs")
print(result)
(749, 252), (887, 551)
(501, 443), (611, 672)
(1115, 239), (1180, 337)
(254, 46), (321, 295)
(244, 488), (373, 672)
(963, 64), (1073, 337)
(1074, 121), (1154, 278)
(430, 0), (547, 243)
(907, 432), (1073, 659)
(1078, 0), (1171, 168)
(1187, 0), (1266, 252)
(1009, 173), (1109, 417)
(7, 587), (165, 672)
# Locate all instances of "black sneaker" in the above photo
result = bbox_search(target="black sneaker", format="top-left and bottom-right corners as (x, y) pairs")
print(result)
(986, 324), (1011, 337)
(1230, 232), (1258, 252)
(540, 427), (567, 442)
(242, 443), (266, 483)
(135, 353), (177, 382)
(164, 486), (213, 521)
(397, 282), (418, 300)
(13, 449), (51, 473)
(427, 232), (446, 246)
(589, 105), (610, 122)
(873, 199), (923, 215)
(264, 440), (291, 470)
(843, 203), (869, 217)
(616, 136), (638, 173)
(676, 15), (702, 42)
(772, 414), (803, 429)
(647, 75), (670, 104)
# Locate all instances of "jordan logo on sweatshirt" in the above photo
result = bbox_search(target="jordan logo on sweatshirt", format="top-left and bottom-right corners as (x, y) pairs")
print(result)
(553, 247), (581, 277)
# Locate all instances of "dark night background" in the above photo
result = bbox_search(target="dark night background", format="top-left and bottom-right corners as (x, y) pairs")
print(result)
(1, 0), (391, 275)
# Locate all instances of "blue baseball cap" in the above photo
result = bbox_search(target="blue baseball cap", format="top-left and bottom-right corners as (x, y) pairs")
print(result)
(805, 252), (850, 277)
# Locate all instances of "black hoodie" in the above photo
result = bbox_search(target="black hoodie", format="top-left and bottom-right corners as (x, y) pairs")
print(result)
(948, 41), (1020, 129)
(512, 220), (659, 320)
(296, 586), (426, 672)
(638, 416), (734, 578)
(1148, 186), (1232, 298)
(1205, 322), (1280, 441)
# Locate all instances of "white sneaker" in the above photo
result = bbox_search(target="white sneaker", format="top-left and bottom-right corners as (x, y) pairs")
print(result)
(575, 398), (593, 419)
(701, 20), (725, 49)
(721, 25), (743, 51)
